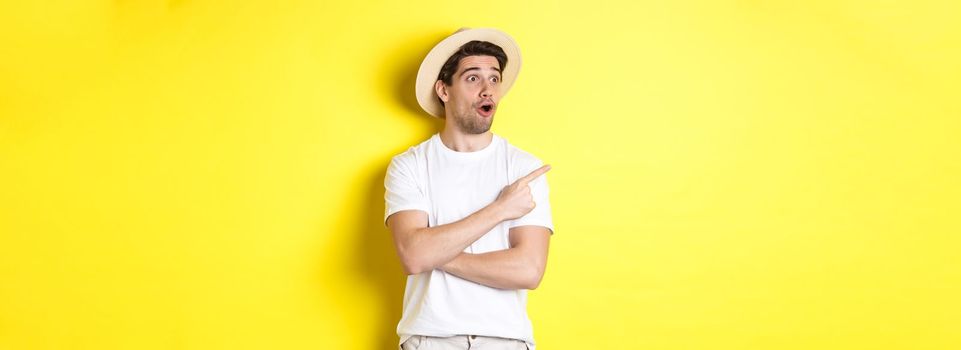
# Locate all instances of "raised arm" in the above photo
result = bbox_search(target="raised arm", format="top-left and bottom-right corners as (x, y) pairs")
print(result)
(387, 165), (551, 275)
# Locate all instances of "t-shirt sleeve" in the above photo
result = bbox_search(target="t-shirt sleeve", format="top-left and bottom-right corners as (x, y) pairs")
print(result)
(507, 159), (555, 234)
(384, 155), (429, 226)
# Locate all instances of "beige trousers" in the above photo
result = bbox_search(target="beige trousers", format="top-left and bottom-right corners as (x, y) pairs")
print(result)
(401, 335), (530, 350)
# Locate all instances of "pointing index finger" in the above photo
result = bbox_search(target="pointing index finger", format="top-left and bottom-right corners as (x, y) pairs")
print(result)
(517, 164), (551, 185)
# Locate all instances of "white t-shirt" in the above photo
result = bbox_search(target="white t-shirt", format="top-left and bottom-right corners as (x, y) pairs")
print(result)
(384, 132), (554, 350)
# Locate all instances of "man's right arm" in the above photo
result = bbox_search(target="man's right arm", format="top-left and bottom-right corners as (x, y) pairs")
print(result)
(387, 205), (504, 275)
(387, 164), (551, 275)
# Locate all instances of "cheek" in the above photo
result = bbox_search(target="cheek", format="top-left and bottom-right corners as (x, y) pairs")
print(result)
(452, 90), (472, 106)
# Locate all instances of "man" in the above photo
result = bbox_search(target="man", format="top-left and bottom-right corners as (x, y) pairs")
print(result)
(384, 28), (554, 350)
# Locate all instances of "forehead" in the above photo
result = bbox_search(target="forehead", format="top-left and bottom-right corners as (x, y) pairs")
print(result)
(456, 55), (501, 73)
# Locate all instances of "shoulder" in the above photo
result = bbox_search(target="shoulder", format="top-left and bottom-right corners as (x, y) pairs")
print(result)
(389, 137), (433, 174)
(500, 135), (545, 180)
(389, 135), (433, 168)
(502, 136), (543, 168)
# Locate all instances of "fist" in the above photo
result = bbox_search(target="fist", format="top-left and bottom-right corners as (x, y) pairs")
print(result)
(494, 164), (551, 221)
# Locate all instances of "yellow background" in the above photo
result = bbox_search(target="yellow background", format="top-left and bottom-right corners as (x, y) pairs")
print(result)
(2, 0), (959, 349)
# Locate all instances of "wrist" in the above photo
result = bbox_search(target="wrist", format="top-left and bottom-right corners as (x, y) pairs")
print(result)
(442, 252), (466, 272)
(483, 201), (507, 223)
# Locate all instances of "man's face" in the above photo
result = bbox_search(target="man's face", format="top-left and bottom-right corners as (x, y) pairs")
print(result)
(436, 55), (502, 134)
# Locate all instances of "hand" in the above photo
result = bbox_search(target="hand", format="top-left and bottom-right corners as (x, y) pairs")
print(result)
(493, 164), (551, 221)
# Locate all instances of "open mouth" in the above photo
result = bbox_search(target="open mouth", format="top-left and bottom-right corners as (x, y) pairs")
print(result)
(477, 102), (494, 117)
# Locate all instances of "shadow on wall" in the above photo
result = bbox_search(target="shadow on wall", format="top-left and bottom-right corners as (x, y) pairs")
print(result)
(380, 28), (455, 124)
(351, 30), (449, 350)
(353, 167), (406, 350)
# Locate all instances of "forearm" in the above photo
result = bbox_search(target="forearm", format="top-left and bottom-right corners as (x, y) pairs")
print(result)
(392, 164), (551, 275)
(440, 248), (542, 290)
(402, 204), (505, 274)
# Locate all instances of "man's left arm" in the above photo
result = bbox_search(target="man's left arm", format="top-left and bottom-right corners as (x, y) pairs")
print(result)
(439, 225), (551, 290)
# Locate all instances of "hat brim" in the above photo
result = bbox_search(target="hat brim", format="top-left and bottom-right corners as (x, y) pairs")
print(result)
(415, 28), (522, 118)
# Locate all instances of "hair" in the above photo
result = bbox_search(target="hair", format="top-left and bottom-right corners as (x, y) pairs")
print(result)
(436, 40), (508, 106)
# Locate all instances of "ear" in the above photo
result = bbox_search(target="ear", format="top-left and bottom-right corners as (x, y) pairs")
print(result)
(434, 80), (449, 103)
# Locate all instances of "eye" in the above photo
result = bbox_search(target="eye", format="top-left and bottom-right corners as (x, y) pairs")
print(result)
(491, 76), (499, 83)
(467, 75), (477, 82)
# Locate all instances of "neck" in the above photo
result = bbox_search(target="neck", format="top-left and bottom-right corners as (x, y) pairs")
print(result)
(439, 127), (493, 152)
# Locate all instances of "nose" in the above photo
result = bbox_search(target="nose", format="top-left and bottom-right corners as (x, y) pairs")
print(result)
(480, 82), (495, 99)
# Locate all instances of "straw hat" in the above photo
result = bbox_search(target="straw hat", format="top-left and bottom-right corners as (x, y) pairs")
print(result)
(415, 27), (522, 118)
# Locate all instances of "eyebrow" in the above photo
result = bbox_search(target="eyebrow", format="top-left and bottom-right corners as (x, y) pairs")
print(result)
(458, 66), (502, 78)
